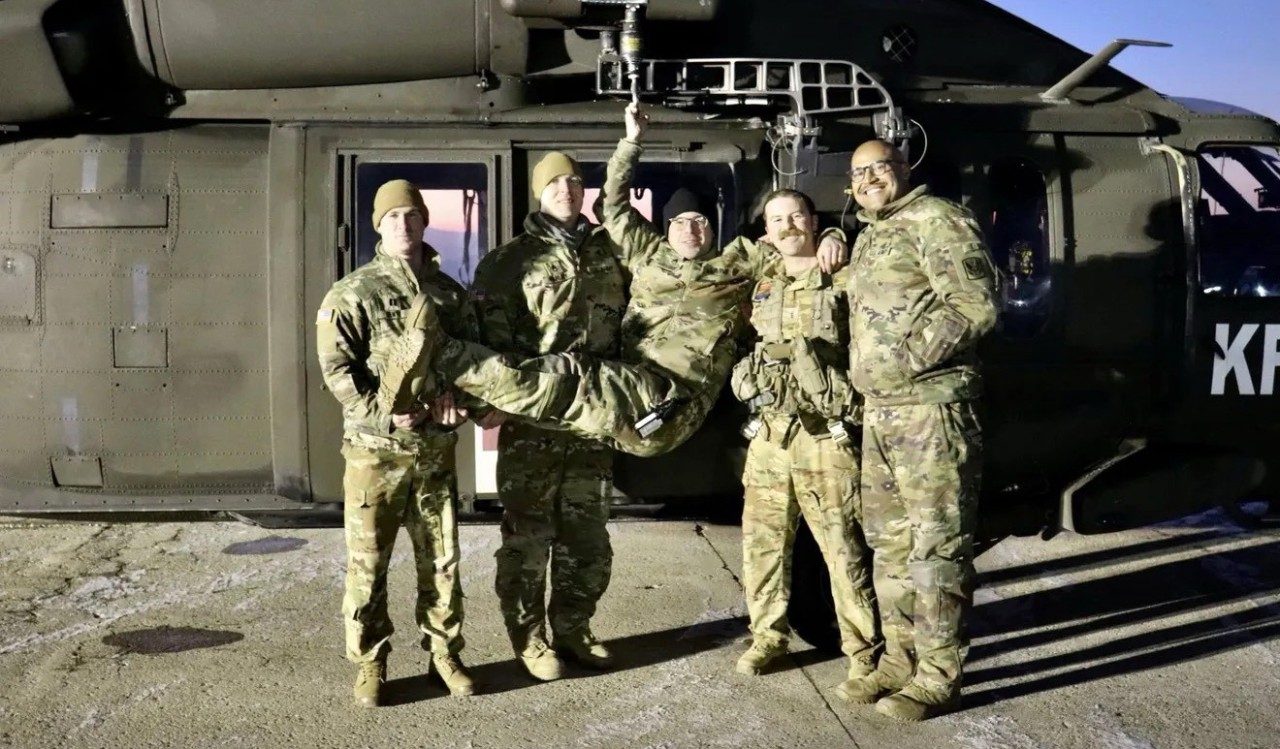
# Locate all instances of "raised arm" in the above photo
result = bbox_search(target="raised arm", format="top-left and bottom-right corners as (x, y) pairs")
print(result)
(601, 103), (666, 270)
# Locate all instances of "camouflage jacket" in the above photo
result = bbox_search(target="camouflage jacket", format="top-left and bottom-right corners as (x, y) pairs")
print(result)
(472, 211), (626, 364)
(601, 138), (775, 383)
(731, 263), (860, 436)
(317, 243), (477, 453)
(848, 185), (998, 406)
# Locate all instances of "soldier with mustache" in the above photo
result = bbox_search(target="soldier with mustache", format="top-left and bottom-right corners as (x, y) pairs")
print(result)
(727, 189), (880, 688)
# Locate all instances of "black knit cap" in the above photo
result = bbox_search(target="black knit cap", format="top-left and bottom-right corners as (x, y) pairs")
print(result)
(661, 188), (715, 225)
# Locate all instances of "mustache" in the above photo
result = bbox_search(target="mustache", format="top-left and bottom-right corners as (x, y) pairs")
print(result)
(777, 228), (808, 240)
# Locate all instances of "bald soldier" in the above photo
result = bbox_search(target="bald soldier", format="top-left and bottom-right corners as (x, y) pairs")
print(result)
(316, 180), (478, 707)
(839, 140), (998, 721)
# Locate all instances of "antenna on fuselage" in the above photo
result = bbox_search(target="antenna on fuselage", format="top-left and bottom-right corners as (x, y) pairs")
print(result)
(1040, 39), (1171, 104)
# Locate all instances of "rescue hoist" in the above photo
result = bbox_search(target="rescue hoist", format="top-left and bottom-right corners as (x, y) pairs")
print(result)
(589, 0), (917, 184)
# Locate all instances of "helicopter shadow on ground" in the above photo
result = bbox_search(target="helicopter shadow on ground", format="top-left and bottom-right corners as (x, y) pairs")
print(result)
(384, 616), (749, 705)
(961, 532), (1280, 710)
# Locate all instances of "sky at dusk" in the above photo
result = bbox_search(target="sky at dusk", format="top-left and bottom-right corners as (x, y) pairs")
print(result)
(987, 0), (1279, 120)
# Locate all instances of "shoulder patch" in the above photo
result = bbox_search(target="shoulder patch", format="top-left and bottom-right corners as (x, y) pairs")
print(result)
(753, 280), (773, 302)
(962, 256), (990, 280)
(316, 308), (335, 324)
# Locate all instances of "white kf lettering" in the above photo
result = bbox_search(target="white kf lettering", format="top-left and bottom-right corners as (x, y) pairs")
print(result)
(1262, 326), (1280, 395)
(1211, 323), (1258, 396)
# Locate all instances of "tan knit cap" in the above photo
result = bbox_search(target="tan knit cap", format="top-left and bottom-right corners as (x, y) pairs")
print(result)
(531, 152), (583, 198)
(372, 179), (429, 228)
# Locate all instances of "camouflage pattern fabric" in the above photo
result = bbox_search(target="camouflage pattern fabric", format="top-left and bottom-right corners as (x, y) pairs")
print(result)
(731, 264), (860, 429)
(860, 402), (981, 688)
(734, 263), (877, 659)
(471, 212), (625, 362)
(492, 421), (614, 652)
(847, 185), (996, 691)
(471, 211), (626, 652)
(847, 185), (998, 407)
(317, 242), (478, 451)
(742, 422), (877, 659)
(317, 242), (477, 665)
(600, 139), (772, 373)
(431, 321), (737, 457)
(341, 442), (464, 663)
(427, 138), (777, 456)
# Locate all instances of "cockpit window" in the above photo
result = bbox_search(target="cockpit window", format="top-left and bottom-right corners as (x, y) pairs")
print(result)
(1196, 145), (1280, 296)
(988, 159), (1052, 337)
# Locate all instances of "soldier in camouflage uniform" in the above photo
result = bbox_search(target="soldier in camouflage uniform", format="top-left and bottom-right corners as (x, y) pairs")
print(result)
(470, 150), (629, 681)
(840, 140), (998, 721)
(316, 180), (478, 706)
(728, 189), (880, 686)
(380, 104), (847, 457)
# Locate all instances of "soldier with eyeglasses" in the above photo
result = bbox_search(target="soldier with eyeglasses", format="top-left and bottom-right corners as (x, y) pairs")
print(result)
(839, 139), (999, 721)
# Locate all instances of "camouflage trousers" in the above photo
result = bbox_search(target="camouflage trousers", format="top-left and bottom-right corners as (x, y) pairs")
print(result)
(435, 328), (736, 458)
(861, 402), (982, 689)
(741, 418), (879, 659)
(494, 422), (614, 654)
(341, 441), (463, 664)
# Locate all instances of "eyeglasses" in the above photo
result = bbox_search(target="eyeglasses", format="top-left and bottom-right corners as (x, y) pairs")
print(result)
(848, 159), (905, 183)
(669, 216), (710, 229)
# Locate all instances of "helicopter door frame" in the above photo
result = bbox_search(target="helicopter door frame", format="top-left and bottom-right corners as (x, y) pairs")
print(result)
(302, 132), (512, 505)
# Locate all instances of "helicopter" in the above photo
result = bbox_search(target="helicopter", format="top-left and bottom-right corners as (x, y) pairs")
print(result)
(1, 0), (1278, 648)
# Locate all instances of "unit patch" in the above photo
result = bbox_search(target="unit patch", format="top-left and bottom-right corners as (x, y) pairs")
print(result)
(316, 308), (335, 324)
(753, 281), (773, 302)
(962, 256), (990, 280)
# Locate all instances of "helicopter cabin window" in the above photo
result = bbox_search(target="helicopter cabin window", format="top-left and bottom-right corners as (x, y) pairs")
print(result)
(988, 159), (1051, 337)
(353, 162), (489, 286)
(1196, 145), (1280, 296)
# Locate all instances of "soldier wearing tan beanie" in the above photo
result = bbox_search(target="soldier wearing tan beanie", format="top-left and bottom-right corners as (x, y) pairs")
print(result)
(530, 152), (584, 204)
(470, 149), (628, 682)
(372, 178), (430, 229)
(317, 177), (480, 705)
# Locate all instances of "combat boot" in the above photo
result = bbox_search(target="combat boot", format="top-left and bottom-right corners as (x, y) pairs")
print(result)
(431, 652), (476, 697)
(376, 294), (443, 416)
(835, 665), (910, 705)
(555, 632), (614, 670)
(734, 640), (787, 675)
(518, 640), (565, 682)
(833, 651), (876, 691)
(874, 680), (960, 722)
(353, 658), (386, 708)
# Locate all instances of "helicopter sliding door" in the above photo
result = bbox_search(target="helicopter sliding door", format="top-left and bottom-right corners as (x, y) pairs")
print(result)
(1183, 144), (1280, 485)
(0, 124), (289, 513)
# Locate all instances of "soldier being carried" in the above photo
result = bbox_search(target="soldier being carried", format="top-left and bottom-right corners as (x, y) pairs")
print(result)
(379, 103), (848, 457)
